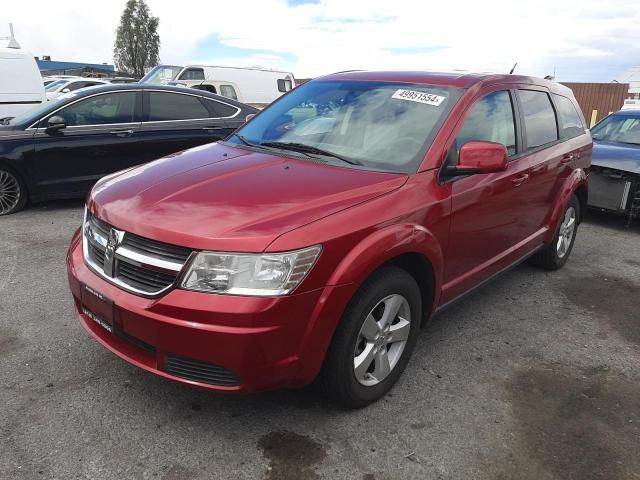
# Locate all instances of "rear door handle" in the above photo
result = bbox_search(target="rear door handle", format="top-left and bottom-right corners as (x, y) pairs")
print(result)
(561, 153), (575, 163)
(110, 129), (134, 137)
(202, 126), (224, 131)
(512, 174), (529, 187)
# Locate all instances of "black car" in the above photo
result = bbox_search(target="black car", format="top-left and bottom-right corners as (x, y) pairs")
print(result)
(0, 84), (258, 215)
(589, 110), (640, 224)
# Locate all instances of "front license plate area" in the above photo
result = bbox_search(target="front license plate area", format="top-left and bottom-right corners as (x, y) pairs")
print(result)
(81, 283), (114, 333)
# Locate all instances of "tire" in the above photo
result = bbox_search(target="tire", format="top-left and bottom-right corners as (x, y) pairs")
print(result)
(0, 166), (27, 216)
(531, 195), (580, 270)
(316, 266), (422, 408)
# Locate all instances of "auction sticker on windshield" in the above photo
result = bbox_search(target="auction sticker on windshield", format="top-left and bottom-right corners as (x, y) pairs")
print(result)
(392, 89), (446, 106)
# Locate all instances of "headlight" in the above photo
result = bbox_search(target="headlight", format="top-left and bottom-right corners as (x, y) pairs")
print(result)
(181, 246), (321, 296)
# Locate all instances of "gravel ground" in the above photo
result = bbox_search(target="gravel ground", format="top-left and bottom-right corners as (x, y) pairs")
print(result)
(1, 201), (638, 480)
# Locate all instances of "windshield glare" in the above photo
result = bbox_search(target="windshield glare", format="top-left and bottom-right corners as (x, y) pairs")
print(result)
(591, 114), (640, 144)
(229, 80), (461, 173)
(140, 65), (183, 85)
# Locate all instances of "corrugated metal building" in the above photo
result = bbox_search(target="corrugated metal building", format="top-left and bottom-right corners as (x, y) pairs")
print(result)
(561, 82), (629, 127)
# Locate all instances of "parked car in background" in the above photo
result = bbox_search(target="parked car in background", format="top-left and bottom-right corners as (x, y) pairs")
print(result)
(0, 84), (257, 214)
(589, 109), (640, 223)
(0, 31), (45, 119)
(141, 64), (295, 107)
(45, 78), (110, 101)
(67, 71), (591, 407)
(104, 77), (139, 84)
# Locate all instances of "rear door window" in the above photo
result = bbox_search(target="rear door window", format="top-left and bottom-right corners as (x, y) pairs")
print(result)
(553, 94), (584, 139)
(148, 92), (209, 121)
(278, 78), (293, 92)
(456, 90), (517, 157)
(519, 90), (559, 149)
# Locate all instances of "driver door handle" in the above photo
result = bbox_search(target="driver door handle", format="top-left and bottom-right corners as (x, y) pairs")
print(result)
(110, 129), (134, 137)
(512, 174), (529, 187)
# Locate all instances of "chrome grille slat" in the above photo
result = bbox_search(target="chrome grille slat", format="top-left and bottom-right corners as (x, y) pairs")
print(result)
(83, 211), (193, 296)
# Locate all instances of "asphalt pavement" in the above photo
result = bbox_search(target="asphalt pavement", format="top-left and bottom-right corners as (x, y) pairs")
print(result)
(1, 200), (638, 480)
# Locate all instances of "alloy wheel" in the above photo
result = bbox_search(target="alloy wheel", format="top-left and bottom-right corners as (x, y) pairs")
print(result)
(0, 170), (21, 215)
(556, 206), (576, 258)
(353, 294), (411, 386)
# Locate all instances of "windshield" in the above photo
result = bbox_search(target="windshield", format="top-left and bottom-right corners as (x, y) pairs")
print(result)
(228, 80), (461, 173)
(140, 65), (183, 85)
(591, 114), (640, 144)
(45, 79), (68, 91)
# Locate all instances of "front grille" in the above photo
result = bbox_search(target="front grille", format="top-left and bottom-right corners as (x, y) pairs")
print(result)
(121, 232), (191, 263)
(165, 354), (241, 386)
(117, 260), (178, 292)
(83, 211), (193, 296)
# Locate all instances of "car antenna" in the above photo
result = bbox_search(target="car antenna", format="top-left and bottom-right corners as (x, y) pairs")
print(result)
(509, 62), (517, 74)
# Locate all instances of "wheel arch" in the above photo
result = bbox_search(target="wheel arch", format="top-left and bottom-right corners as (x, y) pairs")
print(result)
(293, 224), (444, 384)
(544, 168), (588, 242)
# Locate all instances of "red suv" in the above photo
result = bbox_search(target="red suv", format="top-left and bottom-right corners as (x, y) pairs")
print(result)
(67, 71), (591, 407)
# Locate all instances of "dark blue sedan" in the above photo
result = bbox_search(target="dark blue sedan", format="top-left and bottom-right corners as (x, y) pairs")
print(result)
(589, 110), (640, 224)
(0, 84), (257, 215)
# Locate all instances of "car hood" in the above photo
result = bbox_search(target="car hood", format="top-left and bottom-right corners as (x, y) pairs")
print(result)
(89, 143), (407, 252)
(592, 141), (640, 174)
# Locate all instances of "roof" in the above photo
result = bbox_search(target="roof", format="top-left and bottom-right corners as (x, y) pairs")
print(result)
(317, 70), (572, 94)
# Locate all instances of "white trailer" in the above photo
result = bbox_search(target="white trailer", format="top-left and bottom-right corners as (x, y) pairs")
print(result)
(0, 24), (45, 119)
(141, 64), (295, 107)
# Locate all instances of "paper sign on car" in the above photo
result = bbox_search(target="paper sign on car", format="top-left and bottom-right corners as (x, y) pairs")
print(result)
(392, 89), (446, 106)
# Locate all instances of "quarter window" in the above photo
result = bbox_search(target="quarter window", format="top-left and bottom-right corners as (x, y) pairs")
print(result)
(519, 90), (559, 149)
(456, 90), (517, 157)
(553, 94), (584, 139)
(203, 99), (239, 118)
(148, 92), (209, 121)
(220, 85), (238, 101)
(56, 92), (136, 126)
(178, 68), (205, 81)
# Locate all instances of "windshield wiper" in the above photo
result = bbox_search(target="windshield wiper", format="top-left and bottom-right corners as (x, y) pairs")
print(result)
(260, 141), (362, 166)
(233, 133), (259, 147)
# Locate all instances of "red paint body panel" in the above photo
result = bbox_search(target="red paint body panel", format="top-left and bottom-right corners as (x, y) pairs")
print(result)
(67, 71), (592, 393)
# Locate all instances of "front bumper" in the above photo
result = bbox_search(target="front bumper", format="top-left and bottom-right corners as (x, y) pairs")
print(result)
(66, 228), (356, 393)
(588, 166), (640, 222)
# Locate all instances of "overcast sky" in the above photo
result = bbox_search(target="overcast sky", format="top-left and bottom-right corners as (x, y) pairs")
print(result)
(4, 0), (638, 81)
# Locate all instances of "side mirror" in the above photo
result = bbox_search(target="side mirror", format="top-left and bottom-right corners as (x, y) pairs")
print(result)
(447, 141), (508, 176)
(45, 115), (66, 133)
(245, 113), (256, 123)
(61, 88), (71, 93)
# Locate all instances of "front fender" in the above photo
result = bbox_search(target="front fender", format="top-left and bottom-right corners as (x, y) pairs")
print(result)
(327, 223), (444, 304)
(544, 168), (588, 242)
(293, 223), (444, 385)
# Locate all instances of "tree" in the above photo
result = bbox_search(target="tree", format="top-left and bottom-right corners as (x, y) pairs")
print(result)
(113, 0), (160, 78)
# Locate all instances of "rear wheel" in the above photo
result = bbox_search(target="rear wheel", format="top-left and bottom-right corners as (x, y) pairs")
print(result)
(317, 266), (421, 408)
(0, 166), (27, 215)
(531, 195), (580, 270)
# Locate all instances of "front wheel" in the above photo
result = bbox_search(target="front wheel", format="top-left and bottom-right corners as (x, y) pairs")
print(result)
(317, 266), (422, 408)
(531, 195), (580, 270)
(0, 166), (27, 216)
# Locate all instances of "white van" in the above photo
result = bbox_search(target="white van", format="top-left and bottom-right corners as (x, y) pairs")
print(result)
(0, 25), (45, 119)
(141, 64), (295, 107)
